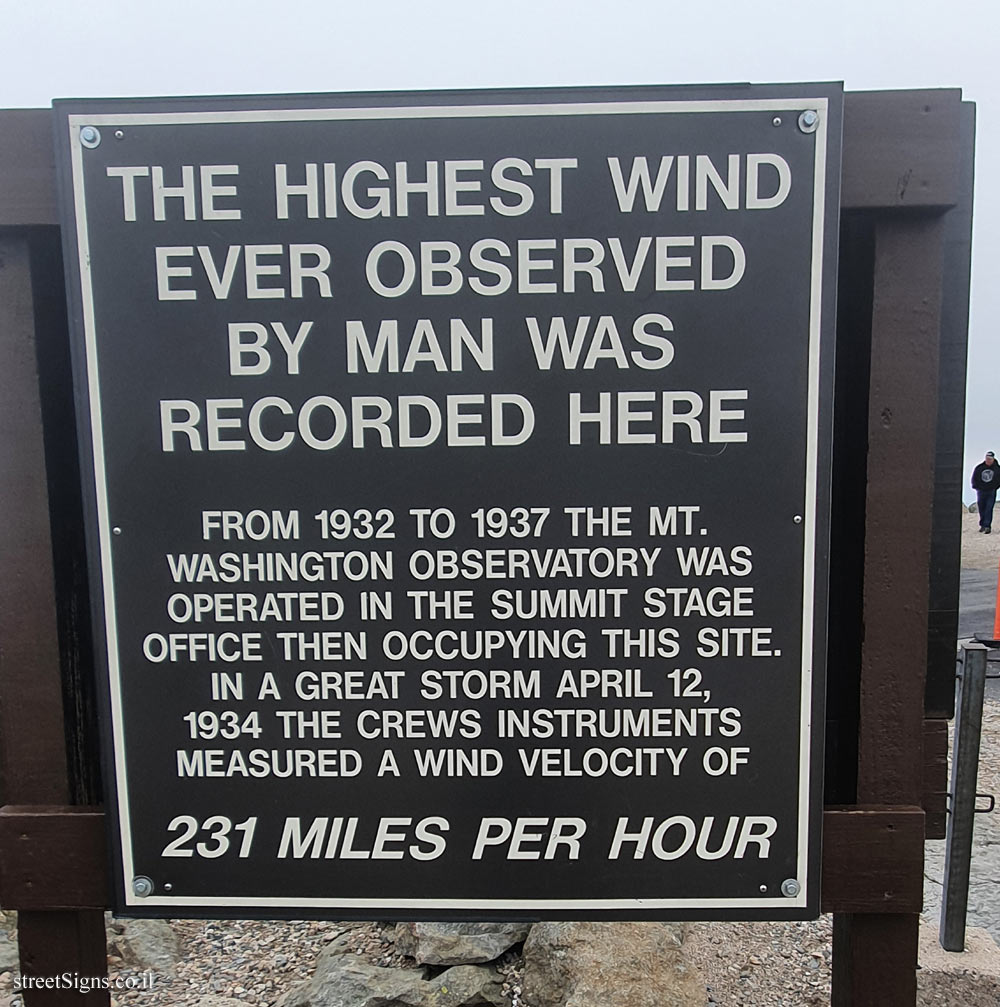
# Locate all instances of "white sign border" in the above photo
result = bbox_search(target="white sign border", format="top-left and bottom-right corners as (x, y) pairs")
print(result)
(67, 95), (831, 912)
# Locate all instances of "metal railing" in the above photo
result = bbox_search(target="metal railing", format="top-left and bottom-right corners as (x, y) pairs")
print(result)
(940, 642), (995, 950)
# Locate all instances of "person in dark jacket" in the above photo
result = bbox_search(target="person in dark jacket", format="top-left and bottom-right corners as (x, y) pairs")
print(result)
(972, 451), (1000, 533)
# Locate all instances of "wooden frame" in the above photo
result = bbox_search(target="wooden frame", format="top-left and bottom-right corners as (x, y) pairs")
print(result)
(0, 87), (975, 1006)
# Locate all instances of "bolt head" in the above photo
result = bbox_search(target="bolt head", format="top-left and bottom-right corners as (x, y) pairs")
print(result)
(797, 110), (819, 134)
(80, 126), (101, 148)
(132, 875), (154, 898)
(781, 878), (801, 898)
(772, 116), (782, 127)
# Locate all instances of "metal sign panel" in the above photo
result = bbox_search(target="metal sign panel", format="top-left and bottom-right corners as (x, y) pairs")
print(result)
(56, 84), (840, 919)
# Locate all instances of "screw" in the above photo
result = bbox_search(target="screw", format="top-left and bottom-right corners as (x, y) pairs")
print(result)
(114, 129), (125, 140)
(132, 876), (154, 898)
(798, 110), (819, 134)
(781, 878), (801, 898)
(80, 126), (101, 148)
(759, 884), (768, 893)
(113, 526), (122, 536)
(163, 883), (173, 892)
(772, 116), (782, 127)
(793, 515), (803, 524)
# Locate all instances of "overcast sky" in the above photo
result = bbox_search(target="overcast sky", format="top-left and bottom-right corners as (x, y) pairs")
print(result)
(3, 0), (995, 497)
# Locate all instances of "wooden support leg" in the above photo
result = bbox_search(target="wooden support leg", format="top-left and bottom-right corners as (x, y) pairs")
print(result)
(832, 915), (919, 1006)
(830, 209), (945, 1003)
(0, 236), (109, 1002)
(18, 912), (109, 1006)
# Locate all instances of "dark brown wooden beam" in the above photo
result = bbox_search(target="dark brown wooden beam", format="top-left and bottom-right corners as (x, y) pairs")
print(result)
(821, 806), (924, 914)
(841, 89), (963, 211)
(0, 234), (69, 805)
(18, 911), (110, 1006)
(857, 215), (944, 805)
(0, 806), (107, 910)
(925, 99), (976, 720)
(832, 202), (947, 1006)
(0, 110), (58, 227)
(832, 913), (918, 1007)
(0, 233), (109, 1003)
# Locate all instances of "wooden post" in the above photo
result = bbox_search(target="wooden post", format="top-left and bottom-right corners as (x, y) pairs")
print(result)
(831, 213), (946, 1004)
(0, 234), (109, 1005)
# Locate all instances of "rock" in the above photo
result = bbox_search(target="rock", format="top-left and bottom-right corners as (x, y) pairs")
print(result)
(314, 932), (360, 964)
(394, 922), (529, 965)
(522, 922), (704, 1007)
(0, 910), (17, 936)
(114, 918), (182, 974)
(0, 931), (19, 972)
(419, 965), (506, 1006)
(198, 999), (254, 1007)
(277, 957), (505, 1007)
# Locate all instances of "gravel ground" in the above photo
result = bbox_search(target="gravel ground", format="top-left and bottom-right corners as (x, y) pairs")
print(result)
(115, 919), (408, 1005)
(685, 918), (832, 1005)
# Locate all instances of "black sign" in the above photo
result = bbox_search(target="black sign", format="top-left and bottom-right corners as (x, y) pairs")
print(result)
(56, 84), (840, 920)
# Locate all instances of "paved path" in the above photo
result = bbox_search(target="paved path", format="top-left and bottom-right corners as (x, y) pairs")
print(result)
(959, 568), (1000, 700)
(959, 568), (997, 641)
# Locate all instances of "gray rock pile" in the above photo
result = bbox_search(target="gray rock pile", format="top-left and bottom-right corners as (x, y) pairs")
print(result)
(277, 922), (523, 1007)
(275, 921), (704, 1007)
(394, 922), (530, 966)
(278, 960), (505, 1007)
